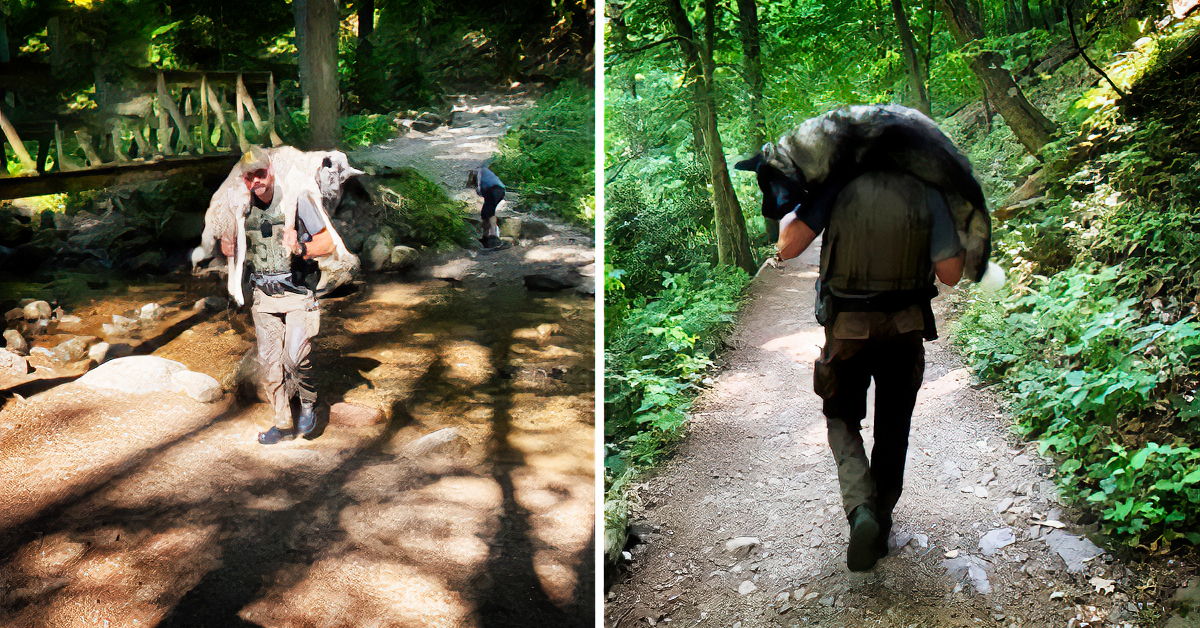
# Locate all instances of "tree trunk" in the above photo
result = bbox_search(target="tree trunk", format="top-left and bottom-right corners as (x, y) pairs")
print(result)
(304, 0), (339, 149)
(1019, 0), (1035, 29)
(664, 0), (709, 170)
(940, 0), (1057, 154)
(892, 0), (932, 115)
(293, 0), (309, 112)
(736, 0), (765, 150)
(703, 0), (756, 273)
(667, 0), (756, 273)
(356, 0), (376, 110)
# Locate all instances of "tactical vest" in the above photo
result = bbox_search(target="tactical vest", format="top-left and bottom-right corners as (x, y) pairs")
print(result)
(246, 198), (292, 275)
(819, 171), (935, 294)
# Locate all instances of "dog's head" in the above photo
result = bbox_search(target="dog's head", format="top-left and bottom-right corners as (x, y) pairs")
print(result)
(734, 144), (810, 221)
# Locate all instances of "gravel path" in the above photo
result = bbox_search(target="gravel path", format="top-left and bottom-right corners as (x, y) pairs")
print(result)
(605, 245), (1153, 628)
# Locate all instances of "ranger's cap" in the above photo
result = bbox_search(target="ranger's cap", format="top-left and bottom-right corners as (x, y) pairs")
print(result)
(238, 145), (271, 173)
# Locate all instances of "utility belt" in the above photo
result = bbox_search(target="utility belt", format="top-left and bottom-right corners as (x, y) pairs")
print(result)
(251, 272), (312, 297)
(815, 280), (939, 340)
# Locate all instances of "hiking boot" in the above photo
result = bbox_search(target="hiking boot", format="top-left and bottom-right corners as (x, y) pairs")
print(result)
(297, 403), (317, 438)
(482, 235), (503, 249)
(258, 426), (296, 445)
(846, 505), (881, 572)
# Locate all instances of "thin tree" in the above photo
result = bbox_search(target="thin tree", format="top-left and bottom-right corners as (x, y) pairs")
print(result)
(939, 0), (1058, 153)
(356, 0), (376, 110)
(666, 0), (756, 273)
(892, 0), (931, 115)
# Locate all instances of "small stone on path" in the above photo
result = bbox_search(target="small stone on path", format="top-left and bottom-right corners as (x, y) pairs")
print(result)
(979, 528), (1015, 556)
(1043, 530), (1104, 572)
(738, 580), (757, 595)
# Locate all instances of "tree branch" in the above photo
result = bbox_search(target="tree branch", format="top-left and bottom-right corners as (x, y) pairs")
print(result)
(1066, 3), (1127, 98)
(607, 35), (689, 58)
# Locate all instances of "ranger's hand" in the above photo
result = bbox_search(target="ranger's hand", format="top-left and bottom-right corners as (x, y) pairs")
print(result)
(281, 228), (301, 255)
(221, 238), (235, 257)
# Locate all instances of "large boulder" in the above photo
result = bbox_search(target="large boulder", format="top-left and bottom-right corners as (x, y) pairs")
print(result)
(4, 329), (28, 356)
(171, 370), (222, 403)
(389, 245), (419, 271)
(23, 301), (51, 321)
(77, 356), (227, 402)
(362, 231), (395, 272)
(0, 348), (30, 376)
(52, 336), (94, 363)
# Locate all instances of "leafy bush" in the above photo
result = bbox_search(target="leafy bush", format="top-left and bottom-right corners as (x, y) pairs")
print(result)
(340, 114), (398, 148)
(492, 81), (595, 227)
(606, 263), (751, 469)
(373, 169), (472, 249)
(956, 264), (1200, 545)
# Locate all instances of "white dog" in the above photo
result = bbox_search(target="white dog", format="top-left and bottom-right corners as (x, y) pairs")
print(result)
(192, 146), (364, 304)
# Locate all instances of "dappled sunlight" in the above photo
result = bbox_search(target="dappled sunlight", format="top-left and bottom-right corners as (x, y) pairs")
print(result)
(442, 340), (495, 386)
(5, 524), (222, 627)
(523, 246), (595, 264)
(239, 559), (472, 628)
(916, 367), (971, 404)
(0, 386), (231, 527)
(761, 328), (826, 363)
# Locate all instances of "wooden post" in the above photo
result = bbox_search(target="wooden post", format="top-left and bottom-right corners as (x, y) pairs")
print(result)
(54, 122), (74, 171)
(0, 105), (37, 174)
(200, 75), (213, 153)
(205, 81), (239, 151)
(110, 120), (130, 162)
(235, 73), (255, 146)
(267, 72), (282, 146)
(155, 74), (174, 156)
(157, 72), (196, 154)
(74, 128), (104, 167)
(236, 73), (266, 135)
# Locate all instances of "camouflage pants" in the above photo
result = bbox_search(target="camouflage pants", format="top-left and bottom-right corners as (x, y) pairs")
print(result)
(251, 289), (320, 429)
(813, 307), (926, 528)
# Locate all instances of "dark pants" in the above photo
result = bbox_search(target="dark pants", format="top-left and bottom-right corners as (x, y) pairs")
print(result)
(814, 320), (924, 532)
(480, 185), (505, 220)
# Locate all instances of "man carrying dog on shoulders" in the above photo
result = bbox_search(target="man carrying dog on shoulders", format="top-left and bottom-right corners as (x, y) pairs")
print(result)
(737, 105), (994, 572)
(219, 146), (339, 445)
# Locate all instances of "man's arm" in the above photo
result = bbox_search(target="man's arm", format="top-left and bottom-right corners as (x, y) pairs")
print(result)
(304, 229), (335, 258)
(935, 253), (964, 286)
(777, 212), (818, 261)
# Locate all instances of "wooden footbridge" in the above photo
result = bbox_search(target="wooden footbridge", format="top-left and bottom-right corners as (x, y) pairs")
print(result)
(0, 66), (298, 200)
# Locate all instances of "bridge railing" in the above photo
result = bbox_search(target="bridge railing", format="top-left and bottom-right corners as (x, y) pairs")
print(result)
(0, 69), (297, 198)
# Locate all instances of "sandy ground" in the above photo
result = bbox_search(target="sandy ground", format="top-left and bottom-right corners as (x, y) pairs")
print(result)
(605, 245), (1181, 628)
(0, 90), (596, 627)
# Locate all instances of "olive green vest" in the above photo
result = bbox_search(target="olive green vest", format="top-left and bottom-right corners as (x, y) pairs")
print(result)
(246, 198), (291, 275)
(820, 171), (934, 294)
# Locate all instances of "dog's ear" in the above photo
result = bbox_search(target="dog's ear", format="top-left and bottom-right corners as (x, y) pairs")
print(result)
(733, 152), (764, 172)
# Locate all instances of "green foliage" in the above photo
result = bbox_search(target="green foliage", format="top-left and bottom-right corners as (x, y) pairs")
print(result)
(492, 81), (596, 227)
(340, 114), (399, 148)
(957, 263), (1200, 545)
(372, 169), (472, 249)
(605, 264), (751, 471)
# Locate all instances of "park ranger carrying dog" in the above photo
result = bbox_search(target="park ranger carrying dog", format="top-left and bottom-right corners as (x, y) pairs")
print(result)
(737, 105), (998, 571)
(217, 146), (348, 445)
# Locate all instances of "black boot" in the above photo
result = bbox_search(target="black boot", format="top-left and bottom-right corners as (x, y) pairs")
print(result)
(297, 402), (317, 438)
(874, 517), (892, 560)
(846, 504), (881, 572)
(258, 426), (296, 445)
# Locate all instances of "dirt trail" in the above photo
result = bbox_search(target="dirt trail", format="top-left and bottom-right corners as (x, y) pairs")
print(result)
(606, 246), (1152, 628)
(0, 90), (595, 627)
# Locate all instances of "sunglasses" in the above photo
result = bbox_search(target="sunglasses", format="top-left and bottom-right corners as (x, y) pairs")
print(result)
(243, 168), (269, 182)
